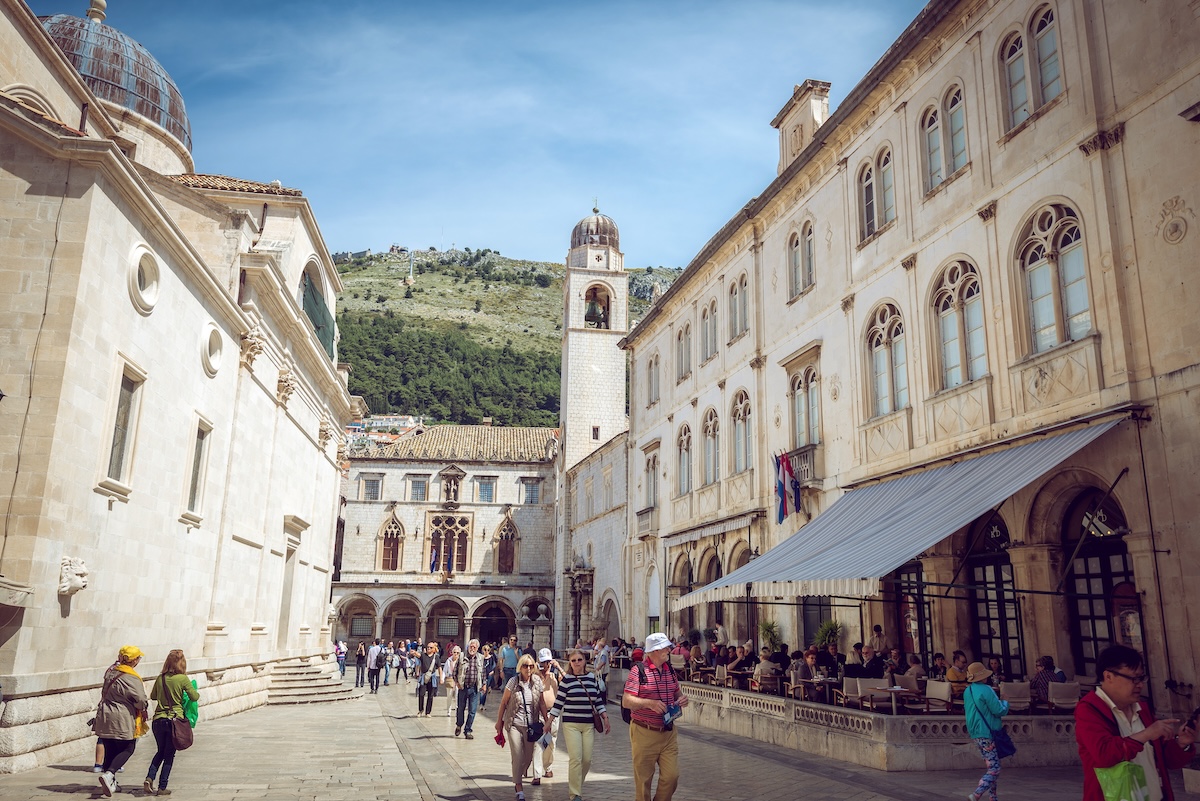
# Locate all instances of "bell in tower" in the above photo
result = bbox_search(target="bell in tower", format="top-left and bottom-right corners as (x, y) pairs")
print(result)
(584, 287), (608, 329)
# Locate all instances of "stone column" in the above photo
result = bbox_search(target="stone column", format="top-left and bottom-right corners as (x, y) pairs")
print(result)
(921, 555), (973, 657)
(464, 617), (473, 644)
(1006, 543), (1068, 674)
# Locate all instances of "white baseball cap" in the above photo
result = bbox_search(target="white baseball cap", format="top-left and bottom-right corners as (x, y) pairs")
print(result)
(644, 632), (673, 653)
(538, 648), (554, 664)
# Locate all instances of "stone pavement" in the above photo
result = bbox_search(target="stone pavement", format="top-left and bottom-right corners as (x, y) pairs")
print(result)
(2, 674), (1198, 800)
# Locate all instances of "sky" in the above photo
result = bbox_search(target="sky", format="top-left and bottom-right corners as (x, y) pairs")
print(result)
(28, 0), (929, 268)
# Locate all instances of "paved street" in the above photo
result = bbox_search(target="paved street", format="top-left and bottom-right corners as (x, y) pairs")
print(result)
(3, 675), (1198, 800)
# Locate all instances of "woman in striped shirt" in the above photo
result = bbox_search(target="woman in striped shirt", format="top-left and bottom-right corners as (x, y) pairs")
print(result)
(550, 649), (610, 801)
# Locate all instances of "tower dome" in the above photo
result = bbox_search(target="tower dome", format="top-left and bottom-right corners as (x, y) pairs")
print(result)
(41, 5), (192, 153)
(570, 208), (619, 250)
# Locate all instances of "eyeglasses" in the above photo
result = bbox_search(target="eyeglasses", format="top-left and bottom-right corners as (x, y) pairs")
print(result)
(569, 658), (585, 663)
(1110, 671), (1147, 684)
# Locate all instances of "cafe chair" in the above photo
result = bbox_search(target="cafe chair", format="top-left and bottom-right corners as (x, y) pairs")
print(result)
(1047, 681), (1081, 713)
(858, 679), (890, 713)
(999, 681), (1031, 714)
(750, 673), (781, 695)
(834, 677), (862, 708)
(920, 679), (955, 714)
(713, 664), (733, 688)
(669, 654), (688, 673)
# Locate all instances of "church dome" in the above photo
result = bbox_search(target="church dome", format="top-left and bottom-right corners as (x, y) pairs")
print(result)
(571, 208), (619, 250)
(41, 8), (192, 153)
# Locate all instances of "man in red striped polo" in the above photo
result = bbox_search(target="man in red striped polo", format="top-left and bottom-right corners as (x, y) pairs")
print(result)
(623, 632), (690, 801)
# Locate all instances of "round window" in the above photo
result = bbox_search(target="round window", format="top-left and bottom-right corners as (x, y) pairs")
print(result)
(201, 324), (223, 377)
(128, 249), (160, 314)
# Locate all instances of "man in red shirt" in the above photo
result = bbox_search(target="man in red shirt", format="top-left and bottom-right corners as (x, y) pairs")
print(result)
(623, 632), (690, 801)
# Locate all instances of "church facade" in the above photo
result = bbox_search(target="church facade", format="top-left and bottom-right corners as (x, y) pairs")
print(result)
(0, 0), (350, 770)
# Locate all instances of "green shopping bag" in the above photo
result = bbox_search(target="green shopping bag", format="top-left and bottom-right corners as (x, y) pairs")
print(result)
(1094, 761), (1150, 801)
(182, 679), (199, 728)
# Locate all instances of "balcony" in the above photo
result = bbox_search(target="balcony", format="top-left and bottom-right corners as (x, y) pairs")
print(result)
(636, 506), (659, 537)
(785, 444), (823, 486)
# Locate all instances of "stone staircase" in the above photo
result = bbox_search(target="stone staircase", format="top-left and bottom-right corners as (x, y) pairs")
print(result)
(267, 657), (363, 705)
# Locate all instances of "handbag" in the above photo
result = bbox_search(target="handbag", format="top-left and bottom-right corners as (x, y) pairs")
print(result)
(520, 683), (544, 742)
(991, 725), (1016, 759)
(156, 676), (194, 751)
(581, 676), (606, 733)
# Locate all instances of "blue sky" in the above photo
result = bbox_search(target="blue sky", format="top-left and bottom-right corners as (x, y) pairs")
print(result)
(30, 0), (928, 268)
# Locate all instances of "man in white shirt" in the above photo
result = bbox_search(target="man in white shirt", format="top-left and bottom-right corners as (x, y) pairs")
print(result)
(366, 639), (384, 694)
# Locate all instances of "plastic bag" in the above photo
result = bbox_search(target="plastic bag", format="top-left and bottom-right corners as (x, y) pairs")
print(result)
(133, 712), (149, 738)
(1094, 761), (1150, 801)
(182, 679), (199, 728)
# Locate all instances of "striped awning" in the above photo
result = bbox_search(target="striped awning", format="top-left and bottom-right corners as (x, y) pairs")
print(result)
(663, 511), (763, 547)
(673, 419), (1120, 610)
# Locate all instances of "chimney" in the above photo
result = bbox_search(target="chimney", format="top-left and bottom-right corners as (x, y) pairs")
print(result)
(482, 417), (493, 427)
(771, 79), (831, 175)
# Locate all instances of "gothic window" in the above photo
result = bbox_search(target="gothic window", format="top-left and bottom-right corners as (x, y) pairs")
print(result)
(728, 281), (740, 339)
(704, 300), (718, 359)
(922, 107), (943, 189)
(934, 261), (987, 389)
(788, 232), (802, 297)
(790, 367), (820, 448)
(676, 324), (692, 379)
(738, 274), (749, 334)
(867, 303), (909, 416)
(677, 424), (692, 495)
(1020, 204), (1090, 353)
(1033, 7), (1062, 105)
(858, 149), (895, 240)
(497, 519), (517, 575)
(1001, 8), (1063, 133)
(946, 88), (967, 172)
(920, 87), (969, 193)
(1002, 33), (1030, 129)
(645, 451), (659, 508)
(702, 409), (720, 486)
(731, 390), (752, 474)
(429, 514), (470, 573)
(380, 516), (403, 571)
(801, 222), (815, 290)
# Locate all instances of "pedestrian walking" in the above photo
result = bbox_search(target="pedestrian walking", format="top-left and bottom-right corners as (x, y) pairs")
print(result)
(532, 649), (563, 785)
(92, 645), (149, 797)
(550, 648), (610, 801)
(1075, 644), (1196, 801)
(335, 641), (347, 678)
(144, 649), (199, 797)
(444, 645), (462, 717)
(367, 639), (384, 693)
(383, 641), (394, 686)
(454, 639), (487, 738)
(623, 632), (689, 801)
(494, 655), (551, 801)
(416, 641), (441, 717)
(481, 644), (497, 709)
(354, 641), (367, 688)
(500, 636), (520, 685)
(963, 660), (1009, 801)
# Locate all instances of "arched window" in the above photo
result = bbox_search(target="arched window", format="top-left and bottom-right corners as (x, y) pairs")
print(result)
(676, 324), (692, 379)
(647, 354), (660, 405)
(700, 306), (711, 360)
(1033, 7), (1062, 104)
(1020, 204), (1090, 353)
(708, 300), (718, 357)
(860, 163), (877, 239)
(702, 409), (720, 486)
(1002, 33), (1030, 129)
(728, 281), (740, 339)
(879, 150), (896, 225)
(380, 516), (403, 571)
(801, 222), (815, 290)
(496, 519), (517, 575)
(946, 87), (967, 172)
(867, 303), (908, 416)
(429, 514), (470, 573)
(788, 232), (802, 297)
(922, 106), (943, 189)
(738, 274), (749, 335)
(859, 149), (896, 240)
(645, 452), (658, 508)
(677, 425), (692, 495)
(934, 261), (987, 389)
(731, 390), (752, 473)
(790, 368), (820, 448)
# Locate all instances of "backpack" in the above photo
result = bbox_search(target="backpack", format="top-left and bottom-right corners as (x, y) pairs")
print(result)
(620, 662), (672, 724)
(375, 649), (387, 669)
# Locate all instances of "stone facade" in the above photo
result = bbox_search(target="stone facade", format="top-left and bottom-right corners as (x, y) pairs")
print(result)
(0, 0), (350, 772)
(332, 426), (559, 649)
(619, 0), (1200, 715)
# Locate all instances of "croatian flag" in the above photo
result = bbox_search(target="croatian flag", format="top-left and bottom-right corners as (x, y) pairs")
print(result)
(429, 548), (438, 573)
(781, 452), (802, 515)
(774, 453), (787, 524)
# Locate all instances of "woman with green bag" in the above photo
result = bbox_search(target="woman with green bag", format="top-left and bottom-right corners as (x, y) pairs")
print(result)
(1076, 645), (1195, 801)
(144, 650), (200, 796)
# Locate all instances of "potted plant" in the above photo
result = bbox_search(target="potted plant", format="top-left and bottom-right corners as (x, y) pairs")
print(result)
(811, 619), (842, 649)
(758, 620), (782, 652)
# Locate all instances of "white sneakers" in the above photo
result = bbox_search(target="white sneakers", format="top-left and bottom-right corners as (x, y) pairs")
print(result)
(98, 771), (117, 797)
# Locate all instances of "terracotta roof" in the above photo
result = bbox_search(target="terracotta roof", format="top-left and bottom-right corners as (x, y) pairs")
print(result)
(349, 425), (559, 464)
(168, 173), (302, 197)
(0, 92), (85, 137)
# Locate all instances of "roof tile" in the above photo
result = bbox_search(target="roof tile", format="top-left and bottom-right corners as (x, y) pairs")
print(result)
(169, 173), (303, 197)
(349, 425), (559, 464)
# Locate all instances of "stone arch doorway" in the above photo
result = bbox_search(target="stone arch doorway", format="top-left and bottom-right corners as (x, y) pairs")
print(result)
(697, 548), (724, 634)
(474, 601), (516, 646)
(383, 597), (421, 642)
(729, 546), (754, 646)
(1061, 487), (1136, 679)
(599, 596), (620, 643)
(337, 595), (377, 646)
(966, 513), (1022, 679)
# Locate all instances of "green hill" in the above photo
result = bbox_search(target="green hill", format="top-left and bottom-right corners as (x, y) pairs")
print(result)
(335, 248), (679, 422)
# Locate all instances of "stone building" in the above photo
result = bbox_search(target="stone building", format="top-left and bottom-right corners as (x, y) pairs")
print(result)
(0, 0), (350, 771)
(623, 0), (1200, 718)
(332, 425), (559, 649)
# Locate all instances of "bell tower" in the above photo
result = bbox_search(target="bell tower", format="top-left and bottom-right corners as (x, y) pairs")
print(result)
(560, 208), (629, 471)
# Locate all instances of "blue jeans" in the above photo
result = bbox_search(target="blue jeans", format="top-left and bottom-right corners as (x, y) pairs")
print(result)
(337, 657), (346, 677)
(383, 663), (391, 685)
(503, 667), (516, 685)
(456, 687), (480, 733)
(355, 664), (366, 687)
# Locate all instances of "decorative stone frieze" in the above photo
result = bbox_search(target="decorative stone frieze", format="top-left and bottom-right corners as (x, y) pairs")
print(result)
(1078, 122), (1125, 156)
(276, 364), (297, 406)
(977, 201), (997, 222)
(239, 324), (265, 368)
(57, 556), (88, 596)
(1156, 196), (1194, 245)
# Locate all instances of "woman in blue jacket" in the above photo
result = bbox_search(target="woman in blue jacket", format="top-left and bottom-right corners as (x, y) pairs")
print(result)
(963, 661), (1009, 801)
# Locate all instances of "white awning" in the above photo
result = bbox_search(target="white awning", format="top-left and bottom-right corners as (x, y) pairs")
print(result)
(662, 511), (763, 547)
(673, 419), (1120, 610)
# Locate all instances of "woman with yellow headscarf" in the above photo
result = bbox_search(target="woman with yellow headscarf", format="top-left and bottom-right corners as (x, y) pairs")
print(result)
(92, 645), (148, 797)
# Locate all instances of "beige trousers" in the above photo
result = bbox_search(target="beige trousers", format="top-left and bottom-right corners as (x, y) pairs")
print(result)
(630, 722), (679, 801)
(561, 721), (596, 798)
(506, 725), (535, 788)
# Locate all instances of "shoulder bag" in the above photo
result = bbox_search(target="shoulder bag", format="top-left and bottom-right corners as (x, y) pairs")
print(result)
(580, 676), (606, 733)
(157, 675), (193, 751)
(520, 681), (545, 742)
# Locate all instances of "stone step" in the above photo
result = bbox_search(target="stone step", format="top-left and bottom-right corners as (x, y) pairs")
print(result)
(266, 659), (360, 705)
(266, 686), (363, 705)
